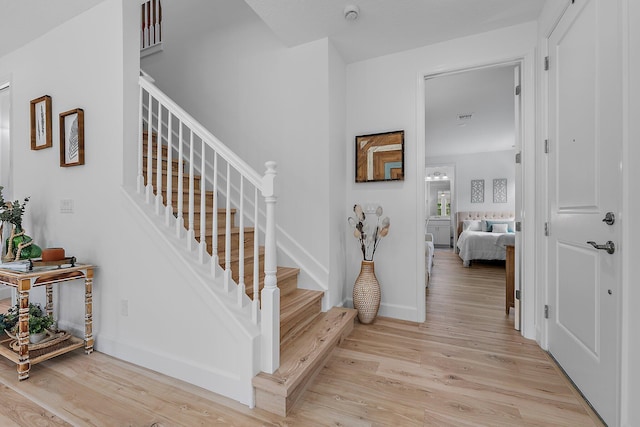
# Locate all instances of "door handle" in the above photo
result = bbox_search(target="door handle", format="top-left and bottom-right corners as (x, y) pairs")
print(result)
(587, 241), (615, 254)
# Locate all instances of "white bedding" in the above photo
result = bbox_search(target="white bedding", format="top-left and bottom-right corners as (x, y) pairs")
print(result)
(456, 230), (511, 267)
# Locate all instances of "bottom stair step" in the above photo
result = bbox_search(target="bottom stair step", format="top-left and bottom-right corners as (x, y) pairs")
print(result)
(252, 307), (357, 417)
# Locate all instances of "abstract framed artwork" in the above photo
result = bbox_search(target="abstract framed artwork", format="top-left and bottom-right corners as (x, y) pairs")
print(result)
(493, 178), (507, 203)
(355, 130), (404, 182)
(59, 108), (85, 167)
(471, 179), (484, 203)
(30, 95), (52, 150)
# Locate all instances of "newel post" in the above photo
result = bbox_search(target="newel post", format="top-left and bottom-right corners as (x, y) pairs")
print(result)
(261, 161), (279, 373)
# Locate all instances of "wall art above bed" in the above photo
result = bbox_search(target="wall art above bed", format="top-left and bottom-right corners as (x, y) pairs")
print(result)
(493, 178), (507, 203)
(471, 179), (484, 203)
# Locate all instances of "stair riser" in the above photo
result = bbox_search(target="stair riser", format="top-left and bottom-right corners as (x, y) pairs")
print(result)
(280, 298), (321, 342)
(196, 232), (255, 256)
(144, 173), (201, 189)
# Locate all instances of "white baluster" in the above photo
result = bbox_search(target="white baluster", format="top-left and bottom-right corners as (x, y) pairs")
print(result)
(145, 94), (154, 203)
(164, 111), (173, 226)
(137, 86), (144, 193)
(261, 161), (279, 373)
(198, 138), (207, 263)
(252, 187), (259, 324)
(176, 121), (184, 238)
(143, 2), (149, 49)
(237, 177), (245, 307)
(211, 153), (219, 276)
(186, 130), (195, 251)
(149, 0), (155, 47)
(154, 103), (163, 215)
(140, 4), (144, 50)
(154, 0), (161, 45)
(224, 164), (232, 292)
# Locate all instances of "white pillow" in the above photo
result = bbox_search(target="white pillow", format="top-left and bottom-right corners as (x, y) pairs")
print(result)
(462, 220), (481, 231)
(492, 223), (509, 233)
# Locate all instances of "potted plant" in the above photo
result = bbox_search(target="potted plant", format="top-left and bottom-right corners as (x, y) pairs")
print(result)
(0, 302), (55, 343)
(0, 186), (42, 262)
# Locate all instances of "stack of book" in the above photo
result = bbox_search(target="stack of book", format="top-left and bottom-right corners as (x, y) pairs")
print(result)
(0, 260), (31, 272)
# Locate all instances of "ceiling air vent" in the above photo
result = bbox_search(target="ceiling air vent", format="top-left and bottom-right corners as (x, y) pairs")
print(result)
(457, 112), (473, 127)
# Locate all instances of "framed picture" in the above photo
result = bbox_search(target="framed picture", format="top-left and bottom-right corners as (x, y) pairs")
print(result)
(59, 108), (85, 167)
(471, 179), (484, 203)
(493, 178), (507, 203)
(30, 95), (52, 150)
(355, 130), (404, 182)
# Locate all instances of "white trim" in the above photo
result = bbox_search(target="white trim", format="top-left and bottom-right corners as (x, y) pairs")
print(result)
(416, 54), (537, 336)
(140, 42), (163, 58)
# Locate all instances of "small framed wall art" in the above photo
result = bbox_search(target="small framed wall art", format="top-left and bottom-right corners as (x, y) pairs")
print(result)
(30, 95), (52, 150)
(471, 179), (484, 203)
(355, 130), (404, 182)
(493, 178), (507, 203)
(59, 108), (85, 167)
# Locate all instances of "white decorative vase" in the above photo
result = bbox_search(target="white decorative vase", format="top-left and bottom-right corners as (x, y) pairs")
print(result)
(353, 260), (381, 324)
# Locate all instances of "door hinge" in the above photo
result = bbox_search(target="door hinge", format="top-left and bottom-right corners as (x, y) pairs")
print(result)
(515, 290), (521, 300)
(544, 222), (550, 236)
(515, 152), (521, 164)
(515, 221), (522, 232)
(544, 56), (550, 71)
(515, 85), (521, 96)
(544, 304), (550, 319)
(544, 139), (549, 153)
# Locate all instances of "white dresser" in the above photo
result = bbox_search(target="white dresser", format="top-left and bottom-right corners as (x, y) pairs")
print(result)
(427, 217), (452, 247)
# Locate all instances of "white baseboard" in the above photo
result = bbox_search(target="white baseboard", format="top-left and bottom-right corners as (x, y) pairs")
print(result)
(345, 299), (419, 322)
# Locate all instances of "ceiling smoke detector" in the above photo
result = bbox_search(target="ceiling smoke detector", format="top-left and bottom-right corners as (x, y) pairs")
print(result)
(344, 5), (359, 21)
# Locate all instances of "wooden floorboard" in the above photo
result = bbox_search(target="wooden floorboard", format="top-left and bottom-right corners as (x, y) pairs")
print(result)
(0, 251), (604, 425)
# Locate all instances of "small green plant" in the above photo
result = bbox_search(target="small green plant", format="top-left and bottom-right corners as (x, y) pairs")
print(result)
(0, 303), (54, 335)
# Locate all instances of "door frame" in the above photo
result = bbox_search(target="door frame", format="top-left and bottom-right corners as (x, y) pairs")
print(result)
(415, 53), (537, 339)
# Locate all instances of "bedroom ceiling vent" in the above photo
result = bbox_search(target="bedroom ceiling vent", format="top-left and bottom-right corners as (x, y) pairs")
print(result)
(457, 112), (473, 127)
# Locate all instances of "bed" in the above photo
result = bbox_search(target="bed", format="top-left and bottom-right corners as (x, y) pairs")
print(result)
(455, 211), (515, 267)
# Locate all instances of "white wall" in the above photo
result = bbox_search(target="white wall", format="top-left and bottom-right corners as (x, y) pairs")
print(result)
(429, 150), (516, 214)
(0, 0), (258, 405)
(141, 2), (348, 304)
(346, 22), (537, 321)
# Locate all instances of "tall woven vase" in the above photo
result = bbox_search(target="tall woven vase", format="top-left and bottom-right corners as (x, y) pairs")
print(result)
(353, 260), (381, 324)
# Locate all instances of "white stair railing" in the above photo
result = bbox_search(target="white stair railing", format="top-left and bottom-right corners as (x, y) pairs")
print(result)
(138, 74), (280, 373)
(140, 0), (162, 51)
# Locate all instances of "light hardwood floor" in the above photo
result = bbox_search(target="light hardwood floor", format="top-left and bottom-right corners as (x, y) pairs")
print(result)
(0, 252), (603, 426)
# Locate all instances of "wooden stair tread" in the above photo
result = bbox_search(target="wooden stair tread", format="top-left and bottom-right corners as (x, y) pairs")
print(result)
(253, 307), (357, 412)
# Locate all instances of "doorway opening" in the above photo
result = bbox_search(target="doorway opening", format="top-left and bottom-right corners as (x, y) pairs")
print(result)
(423, 61), (523, 329)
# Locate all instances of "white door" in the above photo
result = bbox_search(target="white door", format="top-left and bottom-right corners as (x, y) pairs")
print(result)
(547, 0), (621, 425)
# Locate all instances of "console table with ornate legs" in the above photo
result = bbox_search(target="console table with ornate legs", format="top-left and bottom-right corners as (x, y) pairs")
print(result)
(0, 263), (94, 380)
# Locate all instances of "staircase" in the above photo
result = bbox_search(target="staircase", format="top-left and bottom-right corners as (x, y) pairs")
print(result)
(138, 80), (356, 416)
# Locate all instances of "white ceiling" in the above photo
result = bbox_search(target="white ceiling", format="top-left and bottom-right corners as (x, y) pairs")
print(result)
(243, 0), (546, 63)
(0, 0), (106, 59)
(0, 1), (545, 64)
(425, 64), (516, 158)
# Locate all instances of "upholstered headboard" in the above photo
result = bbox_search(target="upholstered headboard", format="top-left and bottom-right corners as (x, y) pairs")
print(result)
(456, 211), (515, 237)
